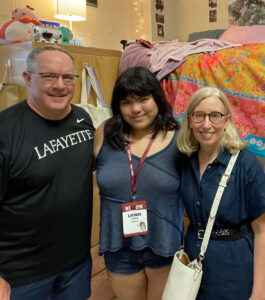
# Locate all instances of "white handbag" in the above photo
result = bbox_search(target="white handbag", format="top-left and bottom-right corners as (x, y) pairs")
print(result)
(162, 151), (240, 300)
(78, 64), (112, 129)
(162, 248), (203, 300)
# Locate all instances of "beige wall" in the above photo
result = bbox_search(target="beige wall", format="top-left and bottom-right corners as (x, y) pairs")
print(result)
(0, 0), (138, 51)
(176, 0), (229, 42)
(1, 1), (231, 50)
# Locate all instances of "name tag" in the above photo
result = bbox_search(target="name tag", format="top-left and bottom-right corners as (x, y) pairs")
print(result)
(122, 201), (148, 237)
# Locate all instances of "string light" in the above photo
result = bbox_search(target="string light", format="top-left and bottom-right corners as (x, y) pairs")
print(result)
(132, 0), (144, 39)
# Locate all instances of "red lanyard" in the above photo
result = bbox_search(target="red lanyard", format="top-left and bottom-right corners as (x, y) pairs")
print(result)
(126, 132), (157, 198)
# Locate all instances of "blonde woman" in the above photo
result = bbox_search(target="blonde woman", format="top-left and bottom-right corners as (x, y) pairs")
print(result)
(177, 87), (265, 300)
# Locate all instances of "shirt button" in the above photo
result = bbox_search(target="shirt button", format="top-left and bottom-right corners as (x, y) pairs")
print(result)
(198, 222), (201, 226)
(196, 201), (200, 205)
(208, 165), (211, 168)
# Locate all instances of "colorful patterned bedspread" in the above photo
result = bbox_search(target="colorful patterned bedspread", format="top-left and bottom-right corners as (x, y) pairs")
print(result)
(162, 43), (265, 157)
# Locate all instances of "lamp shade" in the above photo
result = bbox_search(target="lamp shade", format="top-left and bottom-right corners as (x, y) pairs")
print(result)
(54, 0), (86, 21)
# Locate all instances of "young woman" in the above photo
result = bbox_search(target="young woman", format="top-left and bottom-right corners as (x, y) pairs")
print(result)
(94, 67), (183, 300)
(177, 87), (265, 300)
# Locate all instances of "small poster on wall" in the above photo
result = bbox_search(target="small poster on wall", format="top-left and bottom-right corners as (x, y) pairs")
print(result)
(156, 13), (164, 23)
(209, 10), (217, 22)
(209, 0), (217, 8)
(86, 0), (98, 7)
(155, 0), (164, 12)
(157, 24), (164, 37)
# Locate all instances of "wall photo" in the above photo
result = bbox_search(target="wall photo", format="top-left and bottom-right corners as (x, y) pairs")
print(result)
(86, 0), (98, 7)
(209, 0), (217, 8)
(156, 13), (164, 23)
(209, 9), (217, 22)
(155, 0), (164, 12)
(157, 24), (164, 36)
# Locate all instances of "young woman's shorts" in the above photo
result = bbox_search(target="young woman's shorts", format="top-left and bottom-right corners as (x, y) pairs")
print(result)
(104, 246), (173, 275)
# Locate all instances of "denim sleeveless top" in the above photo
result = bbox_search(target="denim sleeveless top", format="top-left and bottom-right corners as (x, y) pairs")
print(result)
(96, 131), (183, 257)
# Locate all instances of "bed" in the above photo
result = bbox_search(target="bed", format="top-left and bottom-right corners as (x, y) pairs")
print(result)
(119, 26), (265, 158)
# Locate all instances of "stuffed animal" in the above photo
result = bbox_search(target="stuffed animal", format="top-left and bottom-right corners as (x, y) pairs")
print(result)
(11, 5), (38, 20)
(58, 26), (83, 45)
(70, 37), (83, 46)
(0, 6), (42, 44)
(58, 26), (73, 44)
(33, 26), (62, 44)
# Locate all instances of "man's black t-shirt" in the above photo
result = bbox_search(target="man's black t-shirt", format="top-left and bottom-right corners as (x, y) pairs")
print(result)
(0, 101), (94, 286)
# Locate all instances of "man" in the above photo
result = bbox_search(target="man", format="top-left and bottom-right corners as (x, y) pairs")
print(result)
(0, 45), (94, 300)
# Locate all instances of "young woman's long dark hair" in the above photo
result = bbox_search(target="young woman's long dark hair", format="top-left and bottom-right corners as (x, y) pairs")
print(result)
(105, 66), (179, 150)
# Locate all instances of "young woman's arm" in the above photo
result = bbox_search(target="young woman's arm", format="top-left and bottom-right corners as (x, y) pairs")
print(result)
(94, 122), (105, 158)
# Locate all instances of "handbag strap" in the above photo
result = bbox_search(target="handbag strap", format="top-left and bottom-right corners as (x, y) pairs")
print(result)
(0, 61), (10, 91)
(198, 150), (240, 261)
(80, 64), (110, 108)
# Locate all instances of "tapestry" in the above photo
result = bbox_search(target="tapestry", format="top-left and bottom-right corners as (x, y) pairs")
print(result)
(228, 0), (265, 26)
(161, 43), (265, 157)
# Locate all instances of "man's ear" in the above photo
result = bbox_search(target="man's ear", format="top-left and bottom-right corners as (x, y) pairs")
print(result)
(23, 71), (31, 87)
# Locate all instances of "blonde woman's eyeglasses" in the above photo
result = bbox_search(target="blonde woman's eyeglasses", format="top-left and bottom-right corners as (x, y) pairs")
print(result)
(190, 111), (228, 124)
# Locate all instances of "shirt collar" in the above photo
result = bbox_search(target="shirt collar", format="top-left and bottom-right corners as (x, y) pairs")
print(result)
(215, 148), (232, 166)
(191, 147), (232, 167)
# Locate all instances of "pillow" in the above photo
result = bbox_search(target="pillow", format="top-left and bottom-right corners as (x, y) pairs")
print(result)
(219, 25), (265, 44)
(188, 29), (226, 42)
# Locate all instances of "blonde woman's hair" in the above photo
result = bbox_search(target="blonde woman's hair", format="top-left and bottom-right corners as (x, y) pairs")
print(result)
(177, 87), (246, 156)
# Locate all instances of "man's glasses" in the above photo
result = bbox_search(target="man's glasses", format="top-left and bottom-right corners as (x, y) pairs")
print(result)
(31, 72), (79, 84)
(190, 111), (227, 124)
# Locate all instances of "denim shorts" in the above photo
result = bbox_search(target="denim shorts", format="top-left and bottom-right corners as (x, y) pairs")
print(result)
(10, 257), (92, 300)
(104, 246), (173, 275)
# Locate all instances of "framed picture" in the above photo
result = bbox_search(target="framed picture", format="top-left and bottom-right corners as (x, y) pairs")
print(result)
(157, 24), (164, 37)
(156, 13), (164, 23)
(86, 0), (98, 7)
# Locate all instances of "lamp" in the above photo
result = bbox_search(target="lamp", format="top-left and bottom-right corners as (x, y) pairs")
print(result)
(54, 0), (86, 31)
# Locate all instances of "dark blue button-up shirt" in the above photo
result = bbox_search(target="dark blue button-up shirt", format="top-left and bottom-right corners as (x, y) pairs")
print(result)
(181, 148), (265, 231)
(180, 148), (265, 300)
